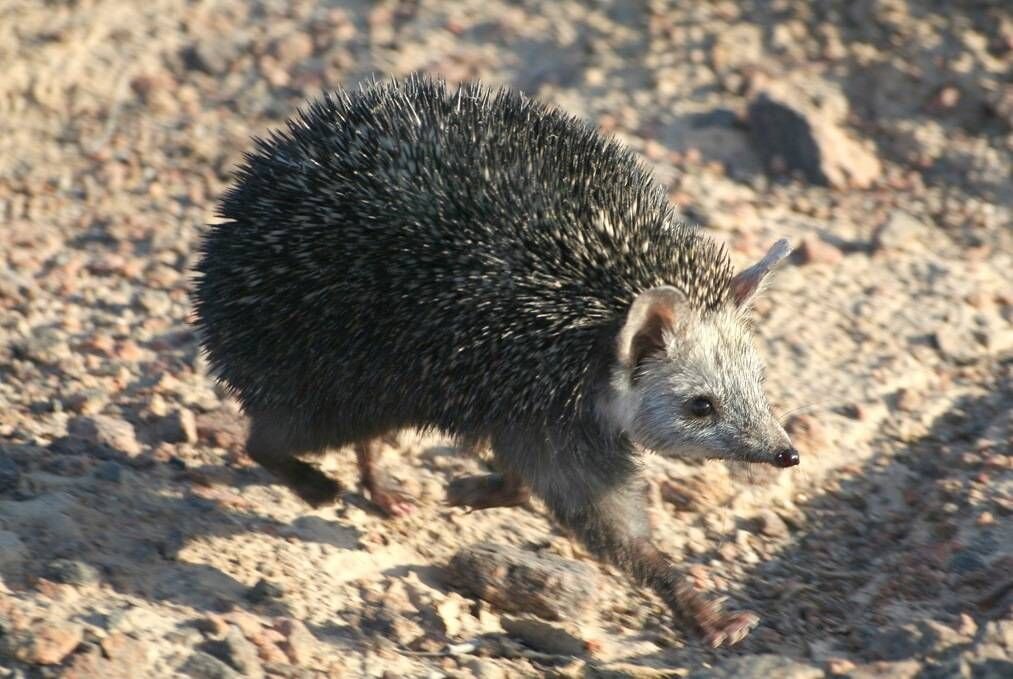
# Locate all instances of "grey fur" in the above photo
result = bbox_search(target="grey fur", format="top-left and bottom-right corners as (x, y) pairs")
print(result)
(191, 75), (797, 646)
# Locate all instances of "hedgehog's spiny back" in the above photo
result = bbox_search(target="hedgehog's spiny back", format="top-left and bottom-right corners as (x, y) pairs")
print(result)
(193, 75), (733, 431)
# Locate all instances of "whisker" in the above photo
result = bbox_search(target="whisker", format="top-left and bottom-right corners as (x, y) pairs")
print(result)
(775, 399), (840, 422)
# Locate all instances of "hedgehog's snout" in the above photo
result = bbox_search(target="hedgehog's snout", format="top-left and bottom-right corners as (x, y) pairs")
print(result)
(773, 447), (800, 468)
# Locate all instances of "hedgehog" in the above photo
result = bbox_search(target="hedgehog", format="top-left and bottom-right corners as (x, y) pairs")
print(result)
(191, 75), (799, 647)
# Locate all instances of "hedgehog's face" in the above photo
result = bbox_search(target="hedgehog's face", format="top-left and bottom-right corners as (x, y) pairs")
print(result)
(605, 241), (798, 469)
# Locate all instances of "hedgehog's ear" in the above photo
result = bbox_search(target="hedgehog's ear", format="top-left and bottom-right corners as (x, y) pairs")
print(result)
(730, 239), (792, 309)
(617, 286), (685, 370)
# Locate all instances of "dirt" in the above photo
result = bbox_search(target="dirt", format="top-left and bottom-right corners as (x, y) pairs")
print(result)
(0, 0), (1010, 677)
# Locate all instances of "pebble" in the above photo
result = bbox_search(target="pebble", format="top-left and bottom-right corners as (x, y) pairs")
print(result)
(0, 530), (28, 568)
(450, 542), (599, 620)
(875, 210), (929, 253)
(843, 660), (923, 679)
(274, 618), (316, 666)
(219, 625), (264, 678)
(747, 79), (881, 189)
(755, 509), (790, 539)
(43, 559), (101, 586)
(67, 415), (142, 456)
(693, 654), (822, 679)
(784, 414), (829, 456)
(16, 327), (71, 366)
(64, 388), (109, 415)
(935, 323), (985, 365)
(0, 622), (84, 665)
(245, 578), (284, 604)
(501, 615), (599, 656)
(270, 33), (314, 66)
(93, 460), (124, 483)
(181, 650), (242, 679)
(155, 408), (198, 444)
(0, 455), (21, 493)
(796, 235), (844, 266)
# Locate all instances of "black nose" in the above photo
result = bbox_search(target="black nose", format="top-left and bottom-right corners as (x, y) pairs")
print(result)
(775, 447), (800, 468)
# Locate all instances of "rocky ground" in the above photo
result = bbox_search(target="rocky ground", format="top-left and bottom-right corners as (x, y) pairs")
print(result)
(1, 0), (1011, 677)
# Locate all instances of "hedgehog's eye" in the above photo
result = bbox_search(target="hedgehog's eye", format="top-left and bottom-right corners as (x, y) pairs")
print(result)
(687, 396), (715, 418)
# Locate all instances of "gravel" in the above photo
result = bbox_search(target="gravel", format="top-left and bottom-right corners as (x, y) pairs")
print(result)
(0, 0), (1009, 676)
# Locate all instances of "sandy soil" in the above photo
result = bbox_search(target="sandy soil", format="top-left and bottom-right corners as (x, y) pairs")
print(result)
(1, 0), (1010, 677)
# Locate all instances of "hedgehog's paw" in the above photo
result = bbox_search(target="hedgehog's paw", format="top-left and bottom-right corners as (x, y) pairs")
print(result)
(446, 473), (529, 510)
(700, 609), (760, 648)
(364, 481), (416, 518)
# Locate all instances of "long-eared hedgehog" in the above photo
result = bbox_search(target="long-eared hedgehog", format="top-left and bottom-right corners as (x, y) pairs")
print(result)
(191, 75), (799, 647)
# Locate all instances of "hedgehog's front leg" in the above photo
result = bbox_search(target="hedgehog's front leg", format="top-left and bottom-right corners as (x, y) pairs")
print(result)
(354, 438), (416, 518)
(543, 475), (759, 648)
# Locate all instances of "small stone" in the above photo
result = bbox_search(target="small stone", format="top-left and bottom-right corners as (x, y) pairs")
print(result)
(217, 625), (264, 678)
(135, 289), (172, 315)
(0, 530), (28, 568)
(875, 210), (928, 253)
(196, 615), (229, 637)
(64, 389), (109, 415)
(747, 79), (880, 189)
(450, 542), (599, 620)
(660, 465), (734, 511)
(0, 455), (21, 493)
(67, 415), (141, 456)
(16, 327), (71, 366)
(270, 33), (314, 66)
(935, 324), (985, 365)
(587, 663), (688, 678)
(694, 654), (822, 679)
(156, 408), (198, 443)
(825, 657), (856, 675)
(796, 236), (843, 266)
(843, 660), (922, 679)
(44, 559), (101, 586)
(463, 657), (510, 679)
(784, 414), (828, 456)
(245, 578), (284, 603)
(182, 650), (241, 679)
(948, 550), (987, 575)
(93, 460), (123, 483)
(222, 611), (264, 638)
(501, 615), (599, 656)
(755, 509), (790, 539)
(2, 622), (84, 665)
(435, 593), (467, 638)
(274, 618), (315, 666)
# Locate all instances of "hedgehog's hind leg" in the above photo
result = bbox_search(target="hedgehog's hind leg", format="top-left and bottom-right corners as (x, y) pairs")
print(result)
(355, 438), (415, 518)
(246, 409), (343, 508)
(445, 473), (530, 510)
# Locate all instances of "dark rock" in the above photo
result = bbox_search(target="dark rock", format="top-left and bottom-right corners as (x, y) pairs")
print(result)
(796, 236), (844, 266)
(156, 409), (198, 444)
(182, 651), (241, 678)
(181, 42), (238, 76)
(450, 542), (599, 620)
(207, 625), (263, 678)
(501, 615), (597, 656)
(948, 550), (987, 575)
(0, 454), (21, 493)
(245, 578), (284, 604)
(755, 509), (790, 539)
(747, 79), (880, 189)
(67, 415), (141, 456)
(44, 559), (101, 586)
(93, 460), (123, 483)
